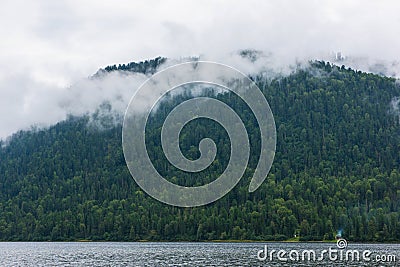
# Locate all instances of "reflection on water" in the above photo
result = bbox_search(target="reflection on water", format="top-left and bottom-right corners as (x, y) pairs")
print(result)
(0, 242), (398, 266)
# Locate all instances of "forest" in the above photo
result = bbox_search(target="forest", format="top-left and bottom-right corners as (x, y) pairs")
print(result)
(0, 60), (399, 242)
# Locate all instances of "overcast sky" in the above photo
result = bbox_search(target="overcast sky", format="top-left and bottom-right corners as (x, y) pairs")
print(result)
(0, 0), (399, 138)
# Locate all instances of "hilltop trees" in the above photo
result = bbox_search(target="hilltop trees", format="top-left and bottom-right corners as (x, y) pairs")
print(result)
(0, 61), (399, 241)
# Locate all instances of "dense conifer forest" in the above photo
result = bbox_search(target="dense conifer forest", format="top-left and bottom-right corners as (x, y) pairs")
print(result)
(0, 60), (399, 242)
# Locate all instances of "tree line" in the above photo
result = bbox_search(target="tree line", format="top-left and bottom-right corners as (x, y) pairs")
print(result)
(0, 61), (399, 242)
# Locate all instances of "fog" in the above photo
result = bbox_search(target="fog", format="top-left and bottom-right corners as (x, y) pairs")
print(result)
(0, 0), (399, 138)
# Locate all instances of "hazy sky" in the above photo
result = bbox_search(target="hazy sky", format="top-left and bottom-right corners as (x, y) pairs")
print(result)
(0, 0), (399, 138)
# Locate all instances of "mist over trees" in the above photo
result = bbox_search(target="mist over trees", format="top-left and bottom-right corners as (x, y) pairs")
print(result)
(0, 61), (399, 242)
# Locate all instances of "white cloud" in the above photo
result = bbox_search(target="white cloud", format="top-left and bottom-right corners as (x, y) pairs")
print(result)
(0, 0), (400, 138)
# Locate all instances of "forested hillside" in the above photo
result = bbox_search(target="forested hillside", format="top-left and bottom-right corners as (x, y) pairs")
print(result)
(0, 61), (399, 242)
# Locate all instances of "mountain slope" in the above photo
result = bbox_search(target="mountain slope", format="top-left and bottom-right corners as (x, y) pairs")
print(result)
(0, 61), (399, 242)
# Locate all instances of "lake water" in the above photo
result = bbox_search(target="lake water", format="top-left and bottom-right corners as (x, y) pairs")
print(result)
(0, 242), (398, 266)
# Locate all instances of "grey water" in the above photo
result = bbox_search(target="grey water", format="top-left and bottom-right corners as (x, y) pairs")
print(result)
(0, 242), (398, 266)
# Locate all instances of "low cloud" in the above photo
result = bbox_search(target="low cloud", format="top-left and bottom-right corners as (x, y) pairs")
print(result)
(1, 0), (400, 138)
(0, 70), (147, 139)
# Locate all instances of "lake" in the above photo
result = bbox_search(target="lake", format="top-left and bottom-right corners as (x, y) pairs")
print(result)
(0, 242), (398, 266)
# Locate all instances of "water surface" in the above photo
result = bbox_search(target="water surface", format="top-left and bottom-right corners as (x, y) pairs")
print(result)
(0, 242), (398, 266)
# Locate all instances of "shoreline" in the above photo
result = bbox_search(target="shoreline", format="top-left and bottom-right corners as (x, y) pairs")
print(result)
(0, 240), (399, 244)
